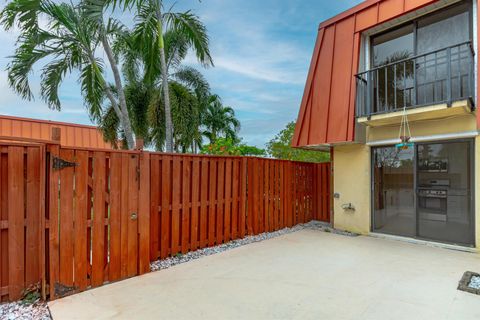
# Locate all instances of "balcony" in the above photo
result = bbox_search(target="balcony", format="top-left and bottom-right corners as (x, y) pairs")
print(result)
(355, 41), (475, 119)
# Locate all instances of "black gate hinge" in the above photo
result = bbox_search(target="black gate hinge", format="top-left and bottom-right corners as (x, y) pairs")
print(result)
(52, 156), (77, 170)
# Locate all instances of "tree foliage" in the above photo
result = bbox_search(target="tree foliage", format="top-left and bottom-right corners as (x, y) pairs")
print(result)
(201, 138), (265, 157)
(201, 95), (240, 144)
(267, 121), (329, 162)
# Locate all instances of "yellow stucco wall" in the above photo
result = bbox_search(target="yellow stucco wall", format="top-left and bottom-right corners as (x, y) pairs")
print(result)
(367, 114), (477, 142)
(332, 144), (371, 234)
(333, 109), (480, 248)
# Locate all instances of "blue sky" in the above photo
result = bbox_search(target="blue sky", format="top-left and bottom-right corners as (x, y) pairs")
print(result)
(0, 0), (362, 147)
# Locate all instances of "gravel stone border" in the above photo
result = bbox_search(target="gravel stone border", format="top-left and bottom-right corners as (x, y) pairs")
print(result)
(0, 301), (51, 320)
(458, 271), (480, 295)
(469, 276), (480, 289)
(151, 220), (357, 271)
(0, 220), (353, 319)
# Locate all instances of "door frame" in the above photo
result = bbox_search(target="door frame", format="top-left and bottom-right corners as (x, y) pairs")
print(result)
(370, 138), (476, 247)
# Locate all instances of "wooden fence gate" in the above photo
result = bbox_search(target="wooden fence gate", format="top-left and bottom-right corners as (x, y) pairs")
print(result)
(46, 146), (150, 300)
(0, 142), (45, 302)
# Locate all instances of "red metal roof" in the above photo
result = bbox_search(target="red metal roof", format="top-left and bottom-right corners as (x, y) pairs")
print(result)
(0, 115), (113, 149)
(292, 0), (439, 147)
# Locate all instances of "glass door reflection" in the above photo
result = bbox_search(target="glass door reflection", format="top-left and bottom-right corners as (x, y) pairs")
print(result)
(373, 146), (415, 237)
(416, 141), (473, 245)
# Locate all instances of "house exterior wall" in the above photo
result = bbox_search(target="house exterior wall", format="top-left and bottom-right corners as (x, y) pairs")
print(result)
(332, 109), (480, 249)
(332, 144), (371, 234)
(0, 115), (112, 149)
(292, 0), (441, 147)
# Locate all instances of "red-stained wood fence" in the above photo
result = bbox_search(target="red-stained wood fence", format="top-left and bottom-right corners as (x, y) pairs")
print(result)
(149, 155), (248, 261)
(149, 156), (331, 262)
(1, 142), (331, 302)
(46, 146), (150, 300)
(0, 143), (45, 302)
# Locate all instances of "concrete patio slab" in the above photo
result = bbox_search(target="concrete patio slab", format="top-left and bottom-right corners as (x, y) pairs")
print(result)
(48, 229), (480, 320)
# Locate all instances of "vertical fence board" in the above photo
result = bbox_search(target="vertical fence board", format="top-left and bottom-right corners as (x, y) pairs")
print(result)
(138, 153), (150, 275)
(199, 159), (209, 248)
(150, 157), (160, 260)
(258, 160), (264, 233)
(91, 152), (106, 287)
(268, 161), (274, 232)
(108, 153), (123, 281)
(224, 159), (232, 241)
(48, 145), (60, 299)
(216, 159), (225, 244)
(7, 147), (25, 300)
(127, 155), (139, 277)
(119, 154), (129, 278)
(59, 149), (74, 287)
(171, 158), (181, 255)
(246, 159), (254, 235)
(160, 156), (171, 259)
(190, 159), (200, 251)
(25, 148), (40, 287)
(263, 161), (269, 232)
(231, 160), (239, 239)
(239, 158), (247, 238)
(74, 151), (89, 290)
(280, 162), (285, 229)
(285, 162), (291, 227)
(208, 160), (217, 246)
(252, 158), (259, 234)
(181, 157), (191, 253)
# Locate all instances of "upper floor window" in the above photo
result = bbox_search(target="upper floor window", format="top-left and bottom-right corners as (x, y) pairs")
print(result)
(372, 25), (414, 68)
(371, 2), (470, 67)
(356, 1), (473, 117)
(416, 4), (470, 55)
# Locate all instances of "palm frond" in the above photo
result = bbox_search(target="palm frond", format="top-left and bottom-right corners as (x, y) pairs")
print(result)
(7, 29), (57, 100)
(40, 50), (81, 110)
(163, 11), (213, 67)
(173, 65), (210, 99)
(80, 58), (107, 121)
(163, 29), (188, 71)
(0, 0), (41, 32)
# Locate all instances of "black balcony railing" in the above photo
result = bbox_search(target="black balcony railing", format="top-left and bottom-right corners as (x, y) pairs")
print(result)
(355, 41), (475, 118)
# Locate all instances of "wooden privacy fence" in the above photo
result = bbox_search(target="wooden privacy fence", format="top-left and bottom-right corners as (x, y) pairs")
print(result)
(1, 143), (331, 302)
(149, 154), (331, 262)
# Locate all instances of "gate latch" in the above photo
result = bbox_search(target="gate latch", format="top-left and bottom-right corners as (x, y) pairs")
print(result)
(52, 157), (77, 170)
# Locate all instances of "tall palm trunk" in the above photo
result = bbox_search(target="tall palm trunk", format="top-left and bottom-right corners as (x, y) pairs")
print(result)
(156, 3), (173, 152)
(101, 33), (136, 149)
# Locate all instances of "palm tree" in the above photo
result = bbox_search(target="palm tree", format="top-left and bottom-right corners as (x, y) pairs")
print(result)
(0, 0), (137, 148)
(131, 0), (213, 152)
(98, 28), (210, 151)
(201, 95), (240, 144)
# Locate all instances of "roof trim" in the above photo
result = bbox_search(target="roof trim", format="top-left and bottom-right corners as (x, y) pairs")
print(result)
(0, 114), (99, 130)
(319, 0), (381, 29)
(292, 28), (325, 146)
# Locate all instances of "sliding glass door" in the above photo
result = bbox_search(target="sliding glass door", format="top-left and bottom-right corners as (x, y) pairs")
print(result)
(373, 146), (415, 237)
(372, 140), (474, 246)
(416, 141), (474, 245)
